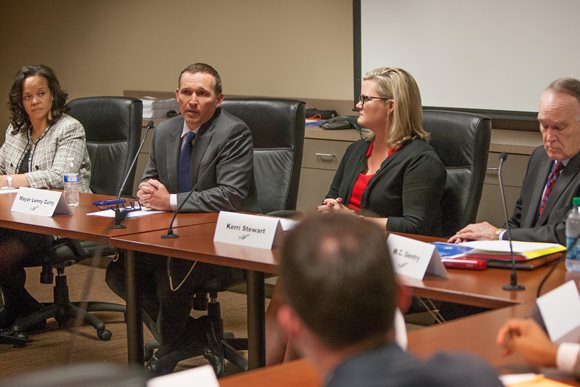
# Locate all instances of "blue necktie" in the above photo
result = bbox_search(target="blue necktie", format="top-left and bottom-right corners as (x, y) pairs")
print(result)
(178, 131), (196, 192)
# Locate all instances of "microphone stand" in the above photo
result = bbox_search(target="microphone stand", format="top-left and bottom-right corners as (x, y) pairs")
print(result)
(499, 152), (525, 291)
(111, 120), (155, 229)
(162, 133), (247, 239)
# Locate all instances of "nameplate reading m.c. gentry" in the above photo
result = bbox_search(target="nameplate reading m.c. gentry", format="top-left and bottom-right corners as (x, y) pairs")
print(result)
(214, 211), (282, 249)
(10, 187), (71, 217)
(387, 234), (448, 280)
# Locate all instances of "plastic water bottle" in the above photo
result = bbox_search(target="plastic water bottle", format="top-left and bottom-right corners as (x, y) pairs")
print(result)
(63, 157), (80, 207)
(565, 197), (580, 272)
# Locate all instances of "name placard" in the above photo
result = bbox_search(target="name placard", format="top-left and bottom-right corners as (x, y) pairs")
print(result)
(386, 234), (447, 280)
(148, 364), (218, 387)
(213, 211), (282, 249)
(11, 187), (71, 217)
(537, 280), (580, 342)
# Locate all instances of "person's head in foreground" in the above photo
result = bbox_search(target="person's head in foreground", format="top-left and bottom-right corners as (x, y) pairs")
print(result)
(277, 213), (397, 366)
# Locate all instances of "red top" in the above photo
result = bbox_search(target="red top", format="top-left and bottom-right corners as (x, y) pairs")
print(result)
(347, 142), (400, 212)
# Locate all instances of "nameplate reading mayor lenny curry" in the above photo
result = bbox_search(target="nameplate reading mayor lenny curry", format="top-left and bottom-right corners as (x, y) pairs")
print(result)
(386, 234), (447, 280)
(11, 187), (71, 217)
(214, 211), (282, 249)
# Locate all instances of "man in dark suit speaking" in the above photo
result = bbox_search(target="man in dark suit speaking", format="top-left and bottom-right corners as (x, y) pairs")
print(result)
(450, 78), (580, 245)
(276, 213), (502, 387)
(106, 63), (255, 374)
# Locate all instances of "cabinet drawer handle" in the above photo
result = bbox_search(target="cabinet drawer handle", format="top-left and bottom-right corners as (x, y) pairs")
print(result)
(315, 153), (337, 162)
(486, 167), (499, 174)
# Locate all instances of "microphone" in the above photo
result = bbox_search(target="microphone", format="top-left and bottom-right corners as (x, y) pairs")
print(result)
(116, 120), (155, 198)
(162, 132), (248, 239)
(111, 120), (155, 229)
(499, 152), (525, 291)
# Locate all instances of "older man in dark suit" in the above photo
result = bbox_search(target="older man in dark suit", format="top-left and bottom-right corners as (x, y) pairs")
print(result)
(276, 213), (502, 387)
(450, 78), (580, 245)
(106, 63), (255, 374)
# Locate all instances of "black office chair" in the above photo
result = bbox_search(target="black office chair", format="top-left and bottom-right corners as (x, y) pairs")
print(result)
(423, 109), (491, 237)
(415, 109), (491, 322)
(11, 97), (143, 340)
(145, 98), (305, 375)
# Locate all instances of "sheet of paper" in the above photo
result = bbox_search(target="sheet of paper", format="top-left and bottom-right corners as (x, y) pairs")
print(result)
(0, 188), (18, 194)
(500, 373), (573, 386)
(536, 280), (580, 341)
(87, 208), (164, 218)
(147, 365), (218, 387)
(461, 240), (563, 253)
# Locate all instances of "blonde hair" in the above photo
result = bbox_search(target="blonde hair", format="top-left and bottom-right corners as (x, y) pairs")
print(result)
(364, 67), (429, 148)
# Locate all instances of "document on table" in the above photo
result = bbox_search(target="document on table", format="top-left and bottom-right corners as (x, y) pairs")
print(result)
(87, 208), (164, 218)
(0, 188), (18, 194)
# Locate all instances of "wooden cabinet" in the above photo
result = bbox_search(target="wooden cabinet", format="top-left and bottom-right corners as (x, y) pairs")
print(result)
(296, 128), (361, 211)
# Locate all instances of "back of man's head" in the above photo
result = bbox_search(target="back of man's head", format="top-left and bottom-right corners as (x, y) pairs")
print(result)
(279, 213), (397, 350)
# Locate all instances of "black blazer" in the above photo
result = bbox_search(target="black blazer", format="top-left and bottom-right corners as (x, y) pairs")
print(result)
(326, 138), (446, 236)
(507, 146), (580, 244)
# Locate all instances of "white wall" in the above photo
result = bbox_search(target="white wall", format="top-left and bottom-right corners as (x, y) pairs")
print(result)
(0, 0), (353, 136)
(361, 0), (580, 112)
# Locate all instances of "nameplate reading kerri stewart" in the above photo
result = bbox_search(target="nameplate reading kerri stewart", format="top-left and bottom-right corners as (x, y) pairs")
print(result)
(386, 234), (447, 280)
(213, 211), (282, 249)
(10, 187), (71, 217)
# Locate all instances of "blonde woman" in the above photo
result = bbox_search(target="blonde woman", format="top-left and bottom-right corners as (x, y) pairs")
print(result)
(318, 67), (445, 235)
(267, 67), (446, 364)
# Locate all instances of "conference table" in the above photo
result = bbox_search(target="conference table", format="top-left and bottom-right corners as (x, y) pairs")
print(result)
(0, 192), (219, 364)
(394, 233), (569, 308)
(0, 191), (573, 372)
(110, 222), (278, 369)
(220, 302), (580, 386)
(111, 225), (570, 370)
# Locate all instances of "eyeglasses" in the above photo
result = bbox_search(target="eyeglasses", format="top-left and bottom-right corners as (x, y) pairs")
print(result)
(359, 95), (392, 107)
(96, 200), (141, 212)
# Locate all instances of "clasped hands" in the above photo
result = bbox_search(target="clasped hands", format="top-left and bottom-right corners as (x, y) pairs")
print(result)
(317, 197), (355, 215)
(137, 179), (171, 211)
(496, 318), (558, 368)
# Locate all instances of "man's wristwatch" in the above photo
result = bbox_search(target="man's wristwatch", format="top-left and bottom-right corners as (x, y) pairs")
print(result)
(6, 175), (12, 188)
(495, 228), (504, 240)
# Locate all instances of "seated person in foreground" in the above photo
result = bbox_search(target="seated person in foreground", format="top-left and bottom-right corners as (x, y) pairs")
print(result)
(450, 78), (580, 245)
(275, 213), (503, 387)
(106, 63), (255, 375)
(497, 318), (579, 379)
(0, 65), (91, 330)
(319, 67), (446, 236)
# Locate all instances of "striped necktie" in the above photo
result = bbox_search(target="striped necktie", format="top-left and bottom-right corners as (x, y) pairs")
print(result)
(538, 161), (564, 216)
(178, 131), (196, 192)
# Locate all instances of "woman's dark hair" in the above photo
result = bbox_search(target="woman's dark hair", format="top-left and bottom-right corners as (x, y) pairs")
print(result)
(8, 65), (69, 134)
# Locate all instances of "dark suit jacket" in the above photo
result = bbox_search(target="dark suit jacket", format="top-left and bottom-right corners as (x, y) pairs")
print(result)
(142, 108), (256, 212)
(326, 138), (446, 235)
(506, 146), (580, 244)
(326, 344), (502, 387)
